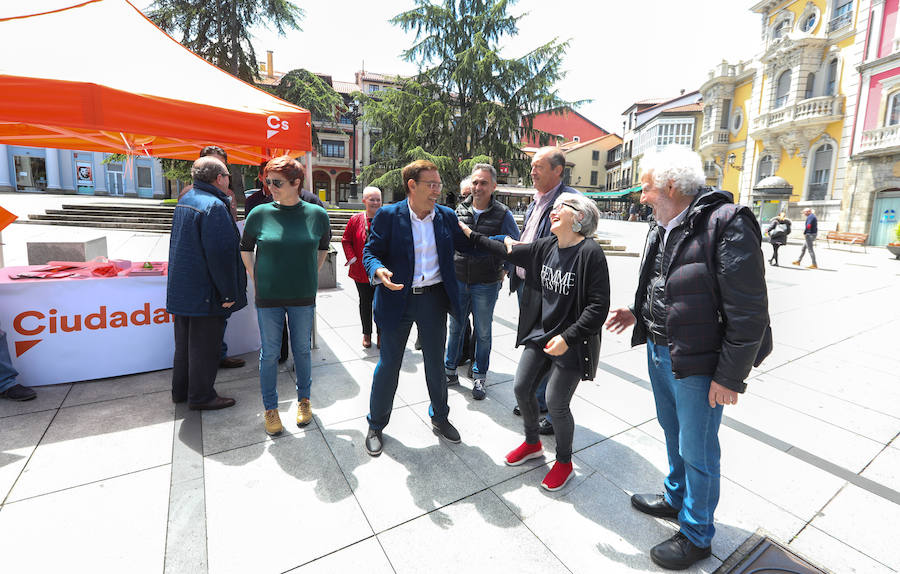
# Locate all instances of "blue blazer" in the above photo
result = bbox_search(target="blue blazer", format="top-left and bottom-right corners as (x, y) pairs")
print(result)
(363, 199), (472, 331)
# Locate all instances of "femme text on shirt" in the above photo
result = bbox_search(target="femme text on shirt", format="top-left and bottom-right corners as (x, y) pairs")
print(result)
(540, 264), (576, 295)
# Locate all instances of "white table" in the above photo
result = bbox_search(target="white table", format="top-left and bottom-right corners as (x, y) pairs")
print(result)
(0, 266), (260, 386)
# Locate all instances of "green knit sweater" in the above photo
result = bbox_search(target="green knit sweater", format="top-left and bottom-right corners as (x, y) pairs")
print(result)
(240, 201), (330, 307)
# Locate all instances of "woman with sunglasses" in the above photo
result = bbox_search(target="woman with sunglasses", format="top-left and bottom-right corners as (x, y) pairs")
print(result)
(458, 193), (609, 491)
(240, 156), (331, 436)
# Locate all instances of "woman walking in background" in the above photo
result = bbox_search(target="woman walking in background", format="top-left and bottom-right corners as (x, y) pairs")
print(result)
(341, 186), (382, 349)
(766, 212), (791, 266)
(458, 193), (609, 492)
(240, 156), (331, 436)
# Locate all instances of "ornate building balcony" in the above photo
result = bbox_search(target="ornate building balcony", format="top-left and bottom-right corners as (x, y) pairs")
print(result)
(750, 95), (844, 137)
(857, 125), (900, 157)
(698, 128), (730, 161)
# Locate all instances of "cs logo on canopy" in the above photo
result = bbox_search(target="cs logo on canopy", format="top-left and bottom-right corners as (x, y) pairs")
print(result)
(266, 115), (290, 139)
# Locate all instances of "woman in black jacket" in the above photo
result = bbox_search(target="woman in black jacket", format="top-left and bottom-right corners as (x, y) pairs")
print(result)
(459, 193), (609, 491)
(765, 212), (791, 266)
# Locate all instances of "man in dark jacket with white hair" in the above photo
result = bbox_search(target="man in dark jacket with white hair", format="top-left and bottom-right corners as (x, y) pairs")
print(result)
(606, 146), (771, 570)
(167, 155), (247, 411)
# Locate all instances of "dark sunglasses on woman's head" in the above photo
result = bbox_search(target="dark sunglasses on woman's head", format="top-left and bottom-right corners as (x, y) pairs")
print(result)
(265, 178), (288, 189)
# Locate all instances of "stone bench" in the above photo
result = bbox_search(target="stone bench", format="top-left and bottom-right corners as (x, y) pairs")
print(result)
(26, 237), (108, 265)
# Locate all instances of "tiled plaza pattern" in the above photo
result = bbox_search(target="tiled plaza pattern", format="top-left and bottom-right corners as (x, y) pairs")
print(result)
(0, 210), (898, 573)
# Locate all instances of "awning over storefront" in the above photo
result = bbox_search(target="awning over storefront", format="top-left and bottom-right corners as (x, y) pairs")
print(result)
(0, 0), (312, 165)
(585, 187), (638, 199)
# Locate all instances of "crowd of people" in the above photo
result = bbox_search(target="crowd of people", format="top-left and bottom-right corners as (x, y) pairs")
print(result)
(0, 144), (776, 570)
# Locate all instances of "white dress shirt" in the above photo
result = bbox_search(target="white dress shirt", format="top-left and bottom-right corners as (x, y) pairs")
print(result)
(409, 207), (442, 287)
(661, 205), (690, 247)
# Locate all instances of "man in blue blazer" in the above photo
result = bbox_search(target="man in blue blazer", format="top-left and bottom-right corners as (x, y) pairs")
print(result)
(362, 160), (472, 456)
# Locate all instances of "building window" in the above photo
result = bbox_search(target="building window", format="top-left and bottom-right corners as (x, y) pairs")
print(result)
(368, 84), (381, 93)
(829, 0), (853, 31)
(720, 99), (732, 130)
(731, 107), (744, 133)
(703, 105), (712, 130)
(888, 92), (900, 126)
(592, 150), (600, 161)
(757, 154), (773, 184)
(137, 165), (152, 189)
(801, 12), (817, 32)
(321, 140), (345, 158)
(808, 143), (833, 200)
(573, 136), (580, 142)
(590, 171), (598, 186)
(775, 70), (791, 108)
(826, 59), (838, 96)
(805, 73), (816, 99)
(339, 114), (353, 125)
(654, 121), (694, 148)
(773, 18), (790, 39)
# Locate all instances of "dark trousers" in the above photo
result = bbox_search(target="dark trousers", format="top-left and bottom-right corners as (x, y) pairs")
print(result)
(515, 343), (581, 463)
(368, 287), (450, 431)
(172, 314), (226, 405)
(355, 281), (377, 336)
(770, 243), (781, 265)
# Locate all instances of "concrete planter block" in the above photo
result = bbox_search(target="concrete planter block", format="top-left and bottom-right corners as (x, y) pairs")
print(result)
(317, 245), (337, 289)
(26, 237), (108, 265)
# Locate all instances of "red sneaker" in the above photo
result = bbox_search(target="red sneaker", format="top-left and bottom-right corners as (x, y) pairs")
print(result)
(504, 441), (544, 466)
(541, 461), (574, 491)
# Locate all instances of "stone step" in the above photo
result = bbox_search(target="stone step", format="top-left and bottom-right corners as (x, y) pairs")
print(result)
(30, 214), (173, 224)
(16, 219), (171, 233)
(61, 203), (175, 214)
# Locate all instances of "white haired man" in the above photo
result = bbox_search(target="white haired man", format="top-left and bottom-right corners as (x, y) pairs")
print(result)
(606, 147), (771, 570)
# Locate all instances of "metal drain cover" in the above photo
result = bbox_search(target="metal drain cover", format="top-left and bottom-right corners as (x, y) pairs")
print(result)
(717, 531), (831, 574)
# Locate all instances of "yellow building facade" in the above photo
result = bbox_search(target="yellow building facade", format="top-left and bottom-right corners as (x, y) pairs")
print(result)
(700, 0), (860, 224)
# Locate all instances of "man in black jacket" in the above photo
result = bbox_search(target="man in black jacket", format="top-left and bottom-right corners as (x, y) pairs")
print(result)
(606, 147), (771, 570)
(445, 164), (520, 400)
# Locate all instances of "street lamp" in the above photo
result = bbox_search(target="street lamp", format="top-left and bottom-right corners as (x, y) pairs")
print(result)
(727, 152), (744, 171)
(347, 101), (363, 201)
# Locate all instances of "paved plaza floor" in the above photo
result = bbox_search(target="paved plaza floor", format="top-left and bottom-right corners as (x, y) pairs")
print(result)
(1, 200), (898, 573)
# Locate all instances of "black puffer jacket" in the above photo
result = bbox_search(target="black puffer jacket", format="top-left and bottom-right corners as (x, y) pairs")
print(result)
(631, 188), (772, 392)
(454, 199), (511, 284)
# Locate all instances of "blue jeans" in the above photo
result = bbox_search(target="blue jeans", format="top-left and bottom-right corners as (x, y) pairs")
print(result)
(0, 323), (20, 393)
(646, 341), (723, 548)
(369, 287), (450, 431)
(445, 280), (500, 380)
(257, 305), (315, 411)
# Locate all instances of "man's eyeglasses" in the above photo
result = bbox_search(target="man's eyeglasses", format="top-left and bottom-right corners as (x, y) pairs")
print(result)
(417, 180), (443, 191)
(218, 172), (230, 179)
(265, 178), (288, 189)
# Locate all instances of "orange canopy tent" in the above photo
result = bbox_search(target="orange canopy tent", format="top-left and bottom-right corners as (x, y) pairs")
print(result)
(0, 0), (311, 165)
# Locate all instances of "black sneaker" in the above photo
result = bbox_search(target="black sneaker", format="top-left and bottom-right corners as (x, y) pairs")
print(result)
(431, 418), (461, 443)
(446, 372), (459, 386)
(472, 380), (486, 400)
(538, 417), (555, 435)
(650, 532), (711, 570)
(365, 429), (383, 457)
(0, 384), (37, 402)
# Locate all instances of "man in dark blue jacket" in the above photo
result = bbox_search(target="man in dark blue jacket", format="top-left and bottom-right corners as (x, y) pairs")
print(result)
(362, 160), (472, 456)
(166, 156), (247, 410)
(792, 207), (818, 269)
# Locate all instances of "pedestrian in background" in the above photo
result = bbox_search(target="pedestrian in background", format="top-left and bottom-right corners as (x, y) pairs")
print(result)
(342, 186), (383, 349)
(793, 207), (818, 269)
(766, 212), (791, 266)
(445, 164), (519, 400)
(0, 321), (37, 402)
(240, 156), (331, 436)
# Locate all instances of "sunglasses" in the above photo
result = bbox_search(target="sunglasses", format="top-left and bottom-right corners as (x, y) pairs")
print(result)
(265, 178), (289, 189)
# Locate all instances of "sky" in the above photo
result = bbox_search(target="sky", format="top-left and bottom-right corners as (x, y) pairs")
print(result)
(134, 0), (765, 135)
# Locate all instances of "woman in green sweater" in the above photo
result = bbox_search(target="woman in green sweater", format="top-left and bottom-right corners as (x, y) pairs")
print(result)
(240, 156), (331, 436)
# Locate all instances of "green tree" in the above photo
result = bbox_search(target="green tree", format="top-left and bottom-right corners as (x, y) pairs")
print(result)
(147, 0), (304, 81)
(367, 0), (580, 180)
(268, 69), (346, 151)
